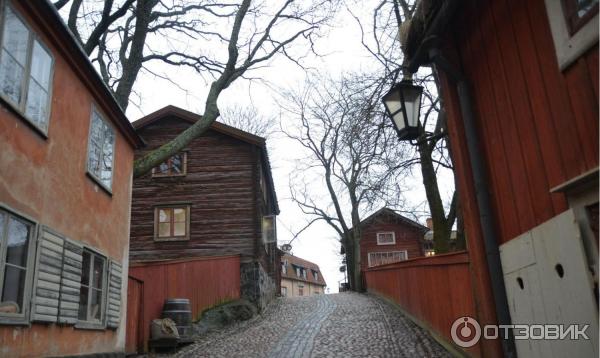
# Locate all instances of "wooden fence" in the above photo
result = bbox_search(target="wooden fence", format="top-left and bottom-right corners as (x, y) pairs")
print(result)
(364, 251), (480, 357)
(126, 255), (241, 353)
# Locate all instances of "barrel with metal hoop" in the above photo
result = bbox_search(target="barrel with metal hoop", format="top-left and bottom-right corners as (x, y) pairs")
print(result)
(161, 298), (192, 340)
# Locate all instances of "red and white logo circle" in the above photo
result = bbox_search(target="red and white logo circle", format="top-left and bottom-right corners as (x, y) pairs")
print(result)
(451, 316), (481, 348)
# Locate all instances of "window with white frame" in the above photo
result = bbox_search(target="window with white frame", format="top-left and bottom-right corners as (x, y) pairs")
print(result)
(376, 232), (396, 245)
(368, 251), (408, 267)
(0, 3), (54, 134)
(78, 249), (107, 325)
(87, 107), (115, 190)
(281, 286), (287, 297)
(0, 208), (35, 322)
(281, 261), (287, 275)
(545, 0), (599, 69)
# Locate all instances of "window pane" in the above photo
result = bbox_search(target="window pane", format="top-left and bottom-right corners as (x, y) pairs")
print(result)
(1, 265), (26, 313)
(159, 209), (171, 223)
(100, 125), (114, 187)
(157, 162), (169, 174)
(87, 114), (103, 176)
(5, 217), (29, 267)
(90, 288), (102, 321)
(92, 256), (104, 290)
(24, 79), (49, 130)
(158, 223), (171, 237)
(80, 251), (91, 286)
(173, 208), (186, 223)
(173, 222), (186, 236)
(172, 154), (183, 173)
(0, 49), (24, 104)
(29, 41), (51, 90)
(2, 8), (29, 66)
(78, 285), (88, 320)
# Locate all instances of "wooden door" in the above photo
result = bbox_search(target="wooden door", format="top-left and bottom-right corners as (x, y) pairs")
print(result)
(126, 276), (144, 355)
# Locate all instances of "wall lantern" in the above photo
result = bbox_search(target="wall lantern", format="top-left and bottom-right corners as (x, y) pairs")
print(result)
(281, 243), (292, 252)
(382, 79), (423, 141)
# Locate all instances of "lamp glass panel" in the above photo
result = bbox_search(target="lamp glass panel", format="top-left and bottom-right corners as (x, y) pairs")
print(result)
(383, 90), (402, 114)
(402, 86), (422, 127)
(392, 112), (406, 130)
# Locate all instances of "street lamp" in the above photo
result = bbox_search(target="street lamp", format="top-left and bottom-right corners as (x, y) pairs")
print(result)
(382, 79), (424, 141)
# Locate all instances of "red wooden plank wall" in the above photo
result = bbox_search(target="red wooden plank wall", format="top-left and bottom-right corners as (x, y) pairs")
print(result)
(445, 0), (598, 245)
(125, 276), (144, 355)
(364, 251), (481, 357)
(127, 255), (241, 352)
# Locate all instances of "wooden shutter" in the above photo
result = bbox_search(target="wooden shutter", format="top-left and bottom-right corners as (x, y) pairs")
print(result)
(106, 260), (122, 329)
(57, 239), (83, 324)
(30, 228), (64, 323)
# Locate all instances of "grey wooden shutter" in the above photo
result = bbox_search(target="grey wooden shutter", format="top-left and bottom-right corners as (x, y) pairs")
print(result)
(30, 228), (64, 323)
(106, 260), (122, 329)
(57, 239), (83, 324)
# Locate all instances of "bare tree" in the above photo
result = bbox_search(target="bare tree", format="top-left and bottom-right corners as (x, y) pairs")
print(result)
(59, 0), (337, 177)
(282, 73), (414, 291)
(348, 0), (464, 253)
(219, 104), (276, 138)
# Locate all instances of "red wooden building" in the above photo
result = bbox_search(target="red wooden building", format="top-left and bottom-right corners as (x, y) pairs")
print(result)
(127, 106), (280, 351)
(401, 0), (598, 357)
(353, 208), (428, 271)
(0, 1), (143, 356)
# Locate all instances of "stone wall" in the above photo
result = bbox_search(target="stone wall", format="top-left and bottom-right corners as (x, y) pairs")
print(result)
(240, 261), (277, 311)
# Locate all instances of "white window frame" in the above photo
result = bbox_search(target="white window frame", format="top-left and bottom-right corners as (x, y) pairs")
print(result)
(76, 247), (108, 330)
(0, 204), (36, 325)
(544, 0), (599, 70)
(262, 215), (277, 244)
(281, 286), (287, 297)
(376, 232), (396, 245)
(368, 250), (408, 268)
(86, 105), (116, 193)
(0, 2), (55, 136)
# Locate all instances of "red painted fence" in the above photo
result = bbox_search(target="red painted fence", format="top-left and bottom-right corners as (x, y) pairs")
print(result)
(126, 255), (241, 353)
(364, 251), (481, 357)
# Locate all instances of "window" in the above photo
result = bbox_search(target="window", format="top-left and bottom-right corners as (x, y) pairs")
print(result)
(0, 4), (54, 134)
(154, 206), (190, 241)
(281, 261), (287, 275)
(281, 286), (287, 297)
(545, 0), (598, 69)
(312, 270), (319, 281)
(298, 284), (304, 296)
(302, 270), (307, 280)
(87, 107), (115, 190)
(376, 232), (396, 245)
(152, 152), (187, 177)
(78, 249), (106, 325)
(0, 208), (34, 322)
(368, 251), (408, 267)
(423, 242), (435, 257)
(262, 215), (276, 244)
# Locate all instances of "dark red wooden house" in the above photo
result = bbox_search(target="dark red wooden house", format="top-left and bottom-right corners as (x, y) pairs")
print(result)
(353, 208), (428, 270)
(126, 105), (280, 352)
(402, 0), (598, 357)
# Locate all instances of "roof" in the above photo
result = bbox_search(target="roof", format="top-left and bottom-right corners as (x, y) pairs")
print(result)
(132, 105), (279, 214)
(351, 207), (429, 232)
(25, 1), (143, 148)
(281, 253), (327, 287)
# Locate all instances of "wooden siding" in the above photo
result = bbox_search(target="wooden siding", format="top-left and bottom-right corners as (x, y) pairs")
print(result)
(125, 276), (144, 355)
(442, 0), (598, 245)
(127, 256), (241, 352)
(359, 215), (425, 271)
(130, 117), (260, 263)
(364, 252), (480, 357)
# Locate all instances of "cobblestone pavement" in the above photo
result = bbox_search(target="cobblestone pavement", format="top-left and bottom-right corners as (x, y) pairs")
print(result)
(168, 292), (451, 358)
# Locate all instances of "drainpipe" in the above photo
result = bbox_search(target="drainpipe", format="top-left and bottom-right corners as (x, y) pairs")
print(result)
(425, 47), (516, 358)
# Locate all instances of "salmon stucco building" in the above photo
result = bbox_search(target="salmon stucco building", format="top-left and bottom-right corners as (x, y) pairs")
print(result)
(0, 1), (142, 356)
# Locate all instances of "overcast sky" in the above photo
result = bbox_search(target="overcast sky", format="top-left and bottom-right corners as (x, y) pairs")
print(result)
(124, 2), (454, 293)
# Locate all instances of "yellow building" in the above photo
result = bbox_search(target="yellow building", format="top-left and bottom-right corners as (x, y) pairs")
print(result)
(280, 254), (326, 297)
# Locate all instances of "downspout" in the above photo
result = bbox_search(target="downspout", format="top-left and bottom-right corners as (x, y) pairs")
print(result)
(423, 47), (517, 358)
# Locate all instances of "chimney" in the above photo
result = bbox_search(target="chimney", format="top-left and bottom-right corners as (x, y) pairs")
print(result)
(426, 217), (433, 230)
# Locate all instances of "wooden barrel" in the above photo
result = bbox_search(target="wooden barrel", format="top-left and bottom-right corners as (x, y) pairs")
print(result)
(161, 298), (192, 339)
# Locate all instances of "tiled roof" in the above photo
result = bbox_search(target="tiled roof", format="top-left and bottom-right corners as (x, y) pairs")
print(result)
(281, 253), (326, 286)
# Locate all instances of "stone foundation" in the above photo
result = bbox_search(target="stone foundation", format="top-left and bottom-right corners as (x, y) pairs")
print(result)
(240, 262), (277, 311)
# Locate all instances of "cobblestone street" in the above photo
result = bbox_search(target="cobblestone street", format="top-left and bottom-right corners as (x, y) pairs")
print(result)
(169, 293), (451, 358)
